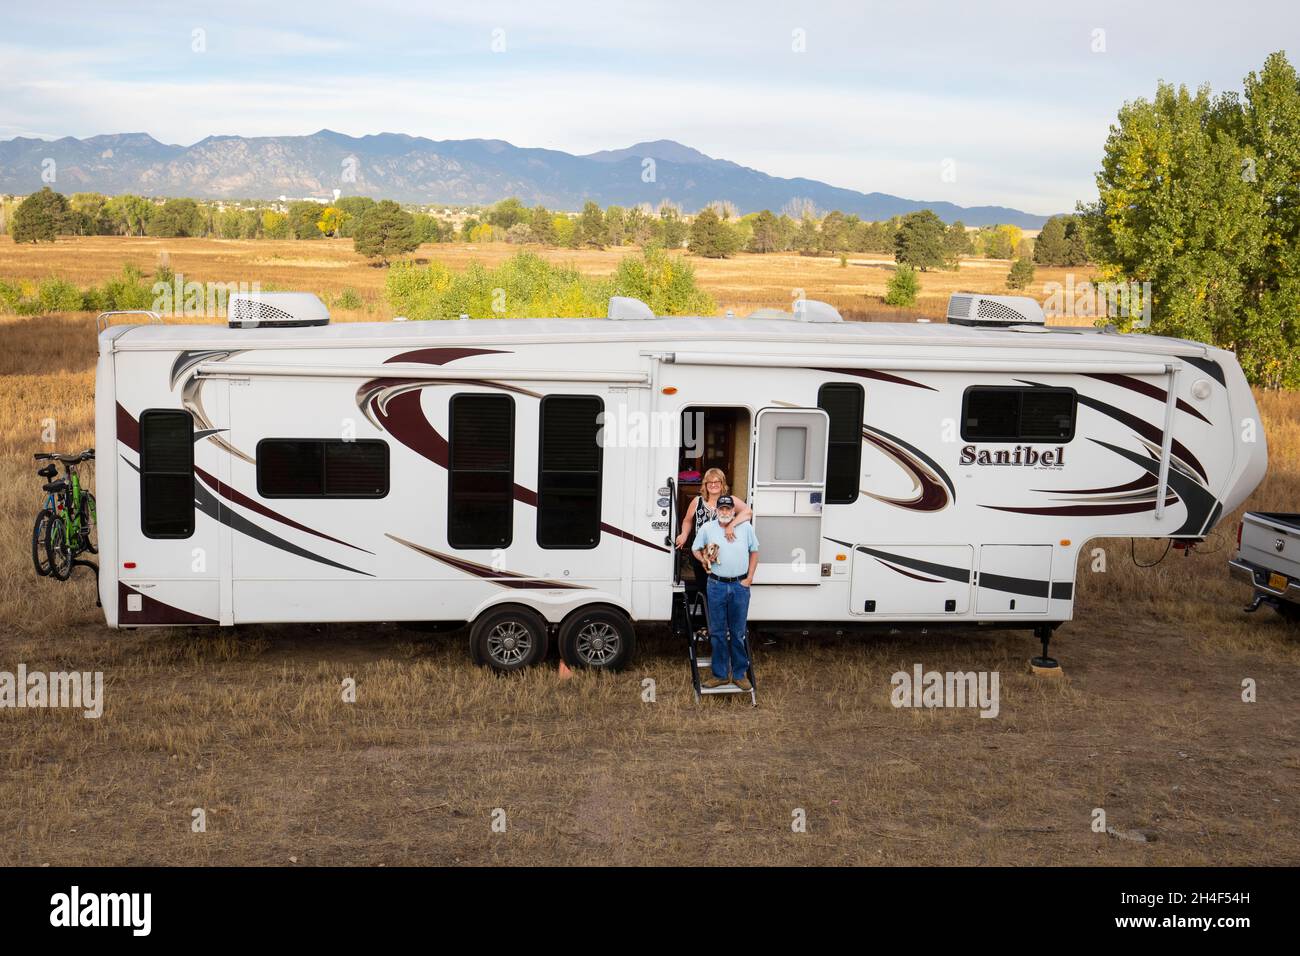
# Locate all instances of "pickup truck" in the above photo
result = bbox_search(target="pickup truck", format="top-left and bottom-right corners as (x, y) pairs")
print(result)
(1230, 512), (1300, 622)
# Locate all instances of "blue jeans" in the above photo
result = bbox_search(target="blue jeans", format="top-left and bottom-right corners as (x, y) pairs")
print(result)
(705, 578), (751, 679)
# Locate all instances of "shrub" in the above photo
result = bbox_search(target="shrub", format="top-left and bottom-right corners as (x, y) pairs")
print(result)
(333, 288), (364, 310)
(1006, 257), (1036, 290)
(884, 265), (920, 307)
(37, 277), (84, 313)
(387, 248), (715, 320)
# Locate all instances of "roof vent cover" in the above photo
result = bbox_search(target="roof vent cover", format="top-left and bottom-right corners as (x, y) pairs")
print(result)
(228, 292), (331, 329)
(607, 296), (655, 321)
(946, 293), (1044, 328)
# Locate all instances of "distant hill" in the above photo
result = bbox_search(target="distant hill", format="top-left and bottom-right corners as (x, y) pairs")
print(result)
(0, 130), (1051, 228)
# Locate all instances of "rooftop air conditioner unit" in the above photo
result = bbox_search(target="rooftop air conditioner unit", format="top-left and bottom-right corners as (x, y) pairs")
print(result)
(946, 293), (1044, 328)
(228, 292), (331, 329)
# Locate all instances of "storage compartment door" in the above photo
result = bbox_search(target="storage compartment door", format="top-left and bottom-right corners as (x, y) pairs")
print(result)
(976, 545), (1053, 614)
(850, 545), (973, 616)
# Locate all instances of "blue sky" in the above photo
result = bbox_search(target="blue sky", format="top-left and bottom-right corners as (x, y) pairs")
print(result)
(1, 0), (1296, 213)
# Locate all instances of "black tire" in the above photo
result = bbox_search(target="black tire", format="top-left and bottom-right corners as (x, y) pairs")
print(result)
(559, 606), (635, 671)
(470, 606), (549, 671)
(32, 509), (54, 577)
(1277, 601), (1300, 626)
(78, 491), (97, 554)
(46, 514), (74, 581)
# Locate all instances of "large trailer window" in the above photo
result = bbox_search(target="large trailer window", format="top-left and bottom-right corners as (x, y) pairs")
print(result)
(448, 394), (515, 548)
(140, 409), (196, 538)
(818, 383), (865, 503)
(962, 387), (1076, 442)
(257, 439), (389, 498)
(537, 395), (603, 549)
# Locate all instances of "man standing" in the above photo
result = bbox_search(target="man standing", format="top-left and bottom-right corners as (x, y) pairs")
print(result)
(691, 495), (760, 690)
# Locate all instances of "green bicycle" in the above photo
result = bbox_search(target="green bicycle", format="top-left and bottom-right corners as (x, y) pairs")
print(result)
(32, 448), (97, 581)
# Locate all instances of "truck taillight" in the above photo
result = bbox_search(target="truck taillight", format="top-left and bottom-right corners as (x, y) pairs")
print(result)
(1237, 521), (1243, 549)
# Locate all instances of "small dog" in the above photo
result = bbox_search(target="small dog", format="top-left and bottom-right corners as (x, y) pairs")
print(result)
(701, 542), (721, 572)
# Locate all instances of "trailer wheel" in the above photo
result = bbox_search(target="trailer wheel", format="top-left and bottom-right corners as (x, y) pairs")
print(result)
(470, 606), (548, 671)
(559, 607), (635, 671)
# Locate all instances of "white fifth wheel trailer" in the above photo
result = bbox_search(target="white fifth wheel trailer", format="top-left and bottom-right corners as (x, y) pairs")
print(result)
(93, 292), (1267, 672)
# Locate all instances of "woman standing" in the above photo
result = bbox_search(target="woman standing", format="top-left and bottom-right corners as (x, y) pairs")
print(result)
(674, 468), (754, 594)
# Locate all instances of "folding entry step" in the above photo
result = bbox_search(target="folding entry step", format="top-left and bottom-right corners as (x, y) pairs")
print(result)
(672, 587), (757, 706)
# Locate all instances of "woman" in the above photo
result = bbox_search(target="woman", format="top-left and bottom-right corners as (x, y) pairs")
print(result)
(675, 468), (754, 595)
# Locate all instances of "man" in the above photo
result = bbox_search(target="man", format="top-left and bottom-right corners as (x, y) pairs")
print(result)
(691, 495), (760, 691)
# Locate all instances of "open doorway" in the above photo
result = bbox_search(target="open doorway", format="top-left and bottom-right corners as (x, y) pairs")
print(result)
(674, 405), (751, 583)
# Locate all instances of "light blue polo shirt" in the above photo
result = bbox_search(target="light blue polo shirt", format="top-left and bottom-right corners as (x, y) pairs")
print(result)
(692, 521), (760, 578)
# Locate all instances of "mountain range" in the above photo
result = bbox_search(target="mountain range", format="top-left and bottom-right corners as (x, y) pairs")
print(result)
(0, 130), (1050, 228)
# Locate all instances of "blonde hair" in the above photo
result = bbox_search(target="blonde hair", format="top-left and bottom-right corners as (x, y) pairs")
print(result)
(701, 468), (730, 497)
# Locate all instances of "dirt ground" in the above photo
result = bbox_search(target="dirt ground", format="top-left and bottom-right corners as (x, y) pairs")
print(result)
(1, 599), (1297, 866)
(1, 238), (1297, 866)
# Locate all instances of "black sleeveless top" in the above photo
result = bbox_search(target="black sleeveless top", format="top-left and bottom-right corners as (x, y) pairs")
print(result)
(694, 496), (717, 529)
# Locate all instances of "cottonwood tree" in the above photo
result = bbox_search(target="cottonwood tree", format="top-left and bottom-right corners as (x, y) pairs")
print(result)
(1084, 50), (1299, 385)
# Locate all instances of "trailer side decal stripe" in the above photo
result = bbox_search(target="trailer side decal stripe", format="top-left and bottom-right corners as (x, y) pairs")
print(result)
(386, 534), (591, 589)
(118, 582), (218, 626)
(1081, 373), (1211, 425)
(827, 538), (1073, 601)
(193, 466), (375, 555)
(809, 367), (936, 391)
(1016, 380), (1208, 483)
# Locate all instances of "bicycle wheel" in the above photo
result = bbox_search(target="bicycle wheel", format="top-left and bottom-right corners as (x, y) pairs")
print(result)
(46, 513), (74, 581)
(78, 491), (97, 555)
(31, 509), (54, 576)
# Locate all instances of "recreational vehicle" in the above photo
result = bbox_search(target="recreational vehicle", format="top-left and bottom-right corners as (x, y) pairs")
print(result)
(92, 292), (1267, 672)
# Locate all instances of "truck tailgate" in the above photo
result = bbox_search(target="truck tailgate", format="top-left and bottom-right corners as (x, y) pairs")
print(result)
(1240, 512), (1300, 582)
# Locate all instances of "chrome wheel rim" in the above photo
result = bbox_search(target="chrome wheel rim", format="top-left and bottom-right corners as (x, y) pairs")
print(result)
(486, 621), (532, 666)
(574, 621), (620, 666)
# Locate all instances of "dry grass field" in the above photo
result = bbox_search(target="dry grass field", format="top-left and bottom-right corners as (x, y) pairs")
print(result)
(0, 237), (1297, 866)
(0, 234), (1096, 319)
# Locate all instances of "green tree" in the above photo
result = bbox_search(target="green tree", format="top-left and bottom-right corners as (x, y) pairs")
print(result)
(148, 198), (202, 237)
(687, 208), (740, 258)
(884, 265), (920, 306)
(894, 210), (948, 271)
(530, 205), (556, 244)
(578, 201), (606, 248)
(261, 210), (290, 239)
(283, 201), (324, 239)
(353, 200), (419, 264)
(943, 221), (973, 261)
(487, 197), (528, 230)
(747, 209), (781, 253)
(11, 187), (70, 243)
(1007, 257), (1036, 290)
(1033, 215), (1070, 266)
(1083, 56), (1292, 382)
(659, 205), (688, 248)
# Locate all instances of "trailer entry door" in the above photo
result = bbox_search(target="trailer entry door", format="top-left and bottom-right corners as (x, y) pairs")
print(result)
(750, 407), (829, 585)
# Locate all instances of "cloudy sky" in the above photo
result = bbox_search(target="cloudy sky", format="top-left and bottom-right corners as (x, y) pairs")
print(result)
(1, 0), (1295, 213)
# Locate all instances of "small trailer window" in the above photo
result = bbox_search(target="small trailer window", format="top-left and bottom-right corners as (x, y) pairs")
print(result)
(962, 387), (1076, 442)
(140, 409), (195, 538)
(538, 395), (603, 549)
(818, 383), (865, 503)
(257, 439), (389, 498)
(448, 394), (515, 549)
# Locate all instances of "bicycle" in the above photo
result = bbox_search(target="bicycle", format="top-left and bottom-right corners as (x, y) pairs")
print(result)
(32, 448), (97, 581)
